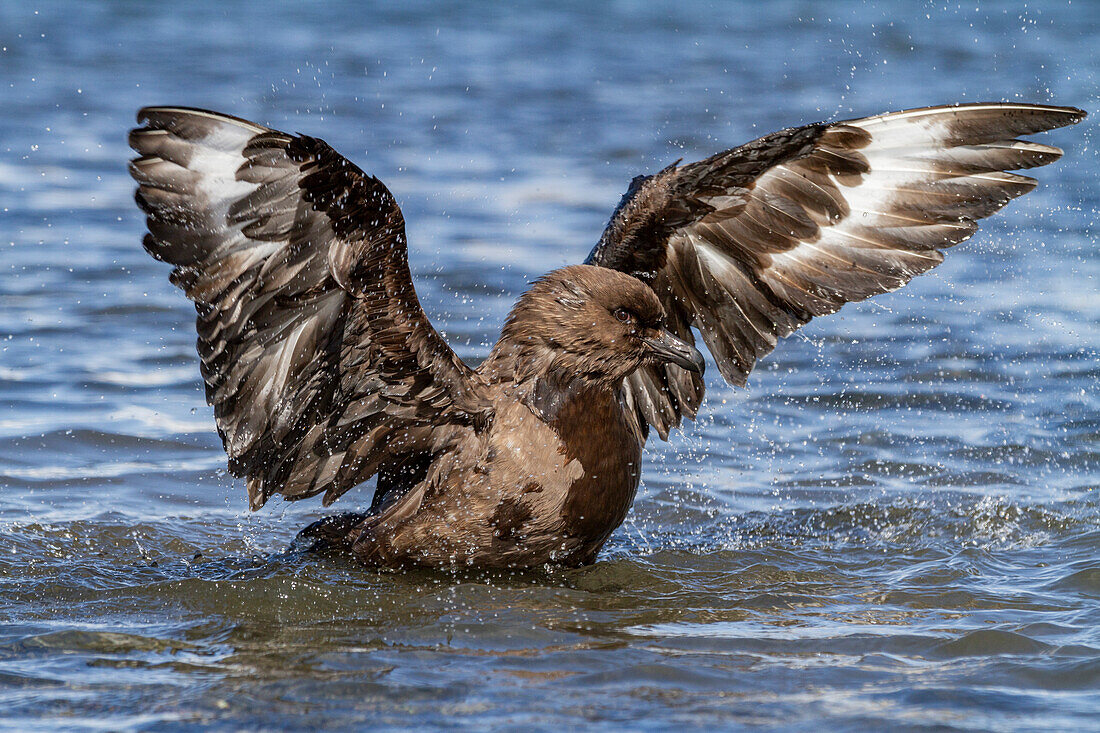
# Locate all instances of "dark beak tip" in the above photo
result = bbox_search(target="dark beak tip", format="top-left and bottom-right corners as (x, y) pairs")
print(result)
(686, 349), (705, 375)
(645, 331), (705, 374)
(677, 346), (705, 374)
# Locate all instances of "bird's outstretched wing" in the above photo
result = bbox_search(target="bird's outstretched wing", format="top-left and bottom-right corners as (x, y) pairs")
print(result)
(587, 103), (1085, 439)
(130, 107), (493, 509)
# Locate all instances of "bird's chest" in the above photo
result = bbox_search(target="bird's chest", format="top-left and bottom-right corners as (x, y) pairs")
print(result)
(485, 384), (641, 564)
(555, 395), (642, 546)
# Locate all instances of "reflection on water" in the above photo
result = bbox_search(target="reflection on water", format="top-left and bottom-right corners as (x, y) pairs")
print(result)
(2, 0), (1099, 729)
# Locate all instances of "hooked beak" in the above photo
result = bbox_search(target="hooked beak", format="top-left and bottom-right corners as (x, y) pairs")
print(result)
(642, 330), (705, 374)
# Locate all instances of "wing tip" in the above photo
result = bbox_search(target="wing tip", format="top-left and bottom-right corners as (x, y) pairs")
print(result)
(134, 105), (271, 134)
(1027, 104), (1087, 131)
(846, 102), (1088, 136)
(1050, 105), (1088, 124)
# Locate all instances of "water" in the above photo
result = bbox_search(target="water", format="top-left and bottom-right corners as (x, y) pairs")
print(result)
(2, 1), (1099, 729)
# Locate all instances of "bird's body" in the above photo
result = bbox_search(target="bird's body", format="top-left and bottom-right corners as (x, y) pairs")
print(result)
(129, 102), (1084, 568)
(306, 264), (674, 567)
(342, 368), (642, 568)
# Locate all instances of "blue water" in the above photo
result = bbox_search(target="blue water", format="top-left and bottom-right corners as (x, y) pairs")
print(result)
(2, 1), (1099, 730)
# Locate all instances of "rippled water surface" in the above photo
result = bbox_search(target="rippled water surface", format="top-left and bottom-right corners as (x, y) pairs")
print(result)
(2, 1), (1099, 730)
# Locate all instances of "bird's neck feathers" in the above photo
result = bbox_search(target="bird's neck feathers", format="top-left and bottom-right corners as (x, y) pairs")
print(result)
(481, 295), (627, 419)
(482, 333), (619, 394)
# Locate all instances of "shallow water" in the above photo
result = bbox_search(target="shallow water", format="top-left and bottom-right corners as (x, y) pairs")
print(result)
(2, 1), (1099, 730)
